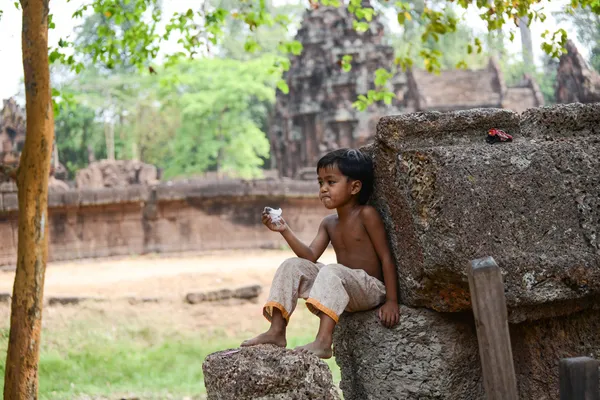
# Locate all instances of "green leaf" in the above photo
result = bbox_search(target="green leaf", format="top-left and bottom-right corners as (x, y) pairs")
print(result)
(48, 14), (56, 29)
(397, 12), (406, 25)
(374, 68), (392, 87)
(341, 54), (353, 72)
(244, 39), (260, 53)
(382, 91), (395, 105)
(277, 79), (289, 94)
(353, 21), (370, 33)
(362, 8), (374, 22)
(289, 40), (303, 56)
(48, 49), (62, 64)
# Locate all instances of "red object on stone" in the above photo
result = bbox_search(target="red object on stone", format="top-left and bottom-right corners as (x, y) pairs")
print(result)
(487, 128), (513, 143)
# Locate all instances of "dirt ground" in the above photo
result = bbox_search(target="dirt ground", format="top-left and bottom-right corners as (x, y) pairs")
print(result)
(0, 249), (338, 333)
(0, 249), (343, 399)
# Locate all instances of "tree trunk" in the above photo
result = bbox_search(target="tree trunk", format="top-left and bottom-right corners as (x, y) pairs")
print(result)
(105, 121), (115, 160)
(4, 0), (53, 399)
(519, 16), (534, 67)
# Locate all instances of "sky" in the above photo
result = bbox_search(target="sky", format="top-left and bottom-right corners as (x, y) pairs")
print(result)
(0, 0), (587, 102)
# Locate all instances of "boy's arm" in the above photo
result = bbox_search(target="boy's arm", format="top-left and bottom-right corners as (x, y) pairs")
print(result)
(280, 217), (331, 263)
(360, 206), (400, 328)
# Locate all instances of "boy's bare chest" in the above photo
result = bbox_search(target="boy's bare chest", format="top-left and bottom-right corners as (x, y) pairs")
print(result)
(328, 219), (369, 249)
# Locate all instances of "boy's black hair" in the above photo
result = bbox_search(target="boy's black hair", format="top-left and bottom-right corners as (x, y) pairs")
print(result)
(316, 148), (374, 205)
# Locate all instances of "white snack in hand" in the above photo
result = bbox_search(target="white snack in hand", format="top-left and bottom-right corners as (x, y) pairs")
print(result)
(264, 207), (283, 225)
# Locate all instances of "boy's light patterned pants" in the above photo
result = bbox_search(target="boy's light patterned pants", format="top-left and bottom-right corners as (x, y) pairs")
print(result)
(263, 257), (386, 323)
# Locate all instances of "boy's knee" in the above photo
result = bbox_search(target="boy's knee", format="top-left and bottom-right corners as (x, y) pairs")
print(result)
(319, 264), (345, 278)
(278, 257), (305, 272)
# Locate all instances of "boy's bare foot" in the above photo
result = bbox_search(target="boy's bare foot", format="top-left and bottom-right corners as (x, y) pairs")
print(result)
(295, 339), (333, 359)
(241, 331), (287, 348)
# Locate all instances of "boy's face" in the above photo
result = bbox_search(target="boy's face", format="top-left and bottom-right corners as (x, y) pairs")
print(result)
(317, 165), (362, 209)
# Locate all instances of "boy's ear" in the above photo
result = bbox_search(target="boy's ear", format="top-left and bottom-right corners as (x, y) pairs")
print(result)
(350, 180), (362, 196)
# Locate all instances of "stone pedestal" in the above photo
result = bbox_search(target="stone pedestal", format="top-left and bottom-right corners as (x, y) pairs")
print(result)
(203, 345), (340, 400)
(334, 306), (600, 400)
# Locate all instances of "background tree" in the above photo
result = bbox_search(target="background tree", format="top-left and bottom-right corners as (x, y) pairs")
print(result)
(54, 57), (276, 179)
(212, 0), (305, 59)
(555, 8), (600, 71)
(3, 0), (54, 398)
(54, 102), (106, 178)
(519, 16), (534, 67)
(386, 1), (489, 70)
(72, 0), (162, 73)
(153, 56), (275, 178)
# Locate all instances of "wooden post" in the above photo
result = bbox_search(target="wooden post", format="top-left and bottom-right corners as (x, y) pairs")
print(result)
(468, 256), (519, 400)
(559, 357), (599, 400)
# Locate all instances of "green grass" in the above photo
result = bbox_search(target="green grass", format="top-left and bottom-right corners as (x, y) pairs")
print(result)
(0, 307), (341, 400)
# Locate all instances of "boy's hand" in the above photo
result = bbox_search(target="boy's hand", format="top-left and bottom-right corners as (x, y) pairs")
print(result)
(262, 210), (287, 232)
(378, 300), (400, 328)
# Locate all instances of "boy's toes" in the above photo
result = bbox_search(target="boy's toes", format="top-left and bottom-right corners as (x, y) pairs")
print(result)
(241, 332), (286, 348)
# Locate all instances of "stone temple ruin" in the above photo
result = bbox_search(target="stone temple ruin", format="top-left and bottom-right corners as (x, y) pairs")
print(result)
(269, 3), (400, 180)
(556, 39), (600, 104)
(0, 98), (68, 190)
(269, 3), (545, 179)
(334, 103), (600, 399)
(204, 102), (600, 400)
(0, 98), (26, 174)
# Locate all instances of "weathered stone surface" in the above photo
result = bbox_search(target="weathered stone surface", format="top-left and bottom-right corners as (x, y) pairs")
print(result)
(47, 296), (106, 306)
(555, 40), (600, 104)
(520, 102), (600, 139)
(48, 176), (70, 192)
(1, 97), (69, 185)
(406, 60), (502, 112)
(376, 107), (520, 150)
(2, 193), (17, 211)
(371, 106), (600, 321)
(186, 285), (263, 304)
(234, 284), (263, 299)
(48, 191), (65, 208)
(75, 159), (159, 189)
(333, 307), (482, 400)
(334, 306), (600, 400)
(0, 98), (26, 172)
(0, 181), (16, 193)
(1, 179), (327, 267)
(269, 9), (541, 179)
(186, 289), (233, 304)
(269, 2), (402, 179)
(126, 296), (161, 305)
(203, 345), (340, 400)
(503, 73), (545, 114)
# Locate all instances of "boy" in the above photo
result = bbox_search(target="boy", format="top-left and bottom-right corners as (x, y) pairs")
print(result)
(241, 148), (400, 359)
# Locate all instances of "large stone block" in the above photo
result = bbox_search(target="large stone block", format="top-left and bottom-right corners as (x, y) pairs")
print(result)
(520, 103), (600, 138)
(203, 345), (340, 400)
(333, 306), (481, 400)
(333, 306), (600, 400)
(2, 193), (17, 212)
(372, 105), (600, 320)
